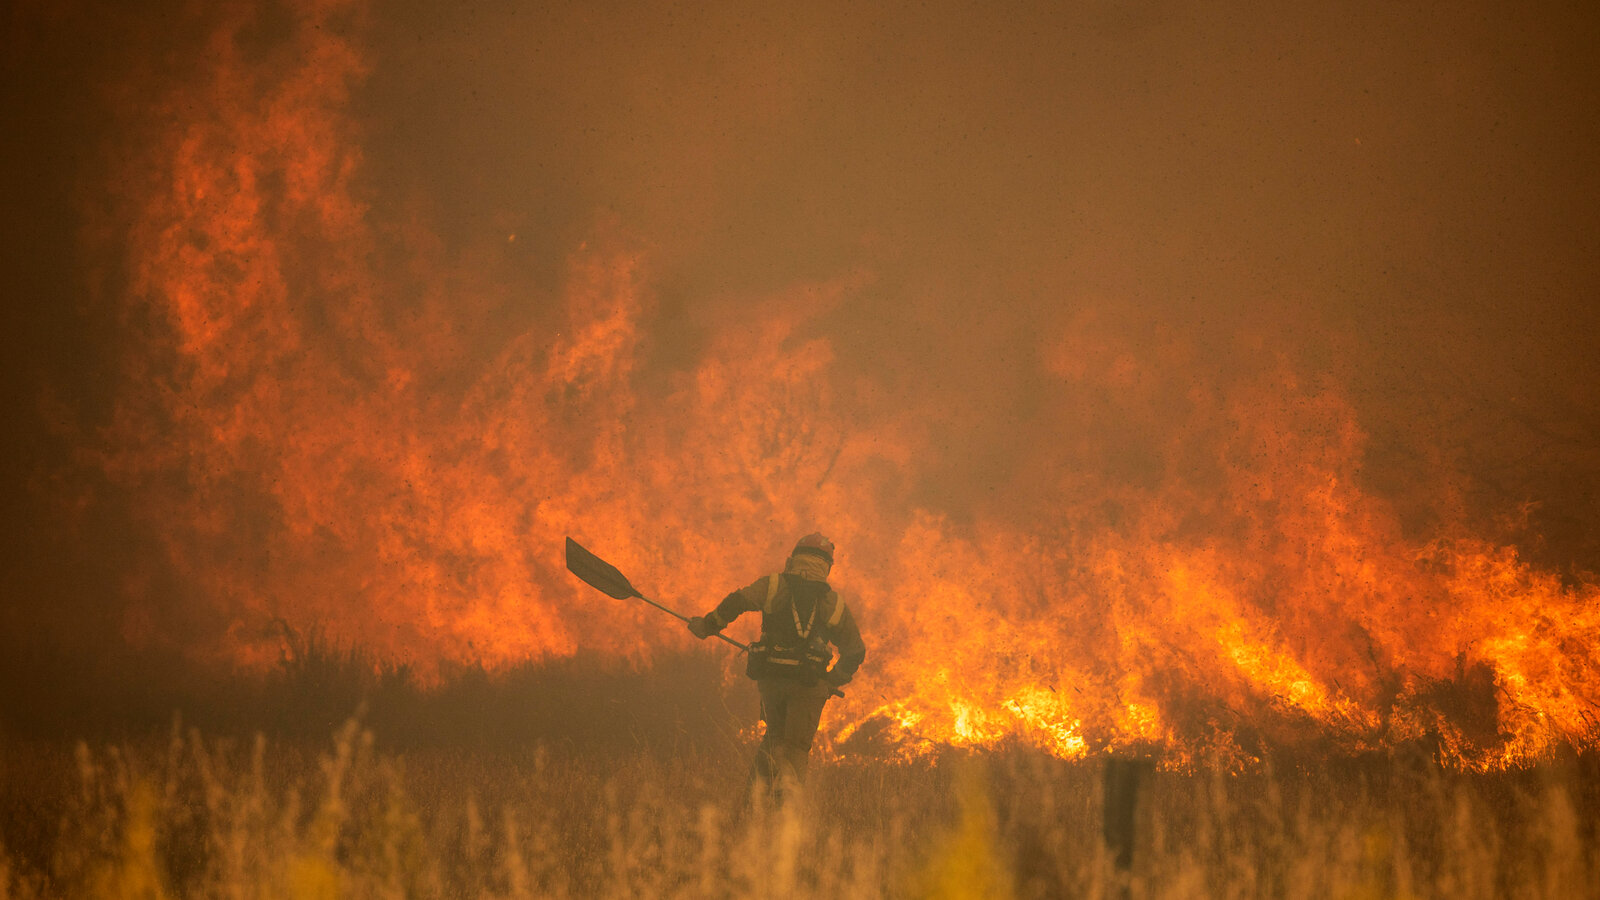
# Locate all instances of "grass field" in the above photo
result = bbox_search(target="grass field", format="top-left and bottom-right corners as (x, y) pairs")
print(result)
(1, 650), (1596, 898)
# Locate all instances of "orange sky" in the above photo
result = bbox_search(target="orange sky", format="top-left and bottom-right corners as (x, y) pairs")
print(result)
(2, 0), (1598, 762)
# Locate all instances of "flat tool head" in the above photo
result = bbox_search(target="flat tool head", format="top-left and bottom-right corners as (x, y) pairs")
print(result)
(565, 537), (639, 600)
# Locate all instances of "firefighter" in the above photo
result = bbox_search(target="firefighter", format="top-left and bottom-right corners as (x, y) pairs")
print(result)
(687, 532), (866, 794)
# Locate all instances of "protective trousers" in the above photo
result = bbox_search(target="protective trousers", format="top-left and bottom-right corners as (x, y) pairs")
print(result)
(754, 679), (832, 793)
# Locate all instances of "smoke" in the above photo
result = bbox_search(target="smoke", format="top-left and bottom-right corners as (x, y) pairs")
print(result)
(352, 0), (1600, 542)
(4, 0), (1600, 763)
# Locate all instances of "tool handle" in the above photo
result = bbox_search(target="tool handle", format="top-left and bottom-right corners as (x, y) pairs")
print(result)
(631, 591), (691, 623)
(636, 592), (751, 652)
(649, 586), (841, 695)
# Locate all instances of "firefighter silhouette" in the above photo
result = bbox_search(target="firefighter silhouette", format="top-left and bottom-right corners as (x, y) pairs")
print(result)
(688, 533), (866, 795)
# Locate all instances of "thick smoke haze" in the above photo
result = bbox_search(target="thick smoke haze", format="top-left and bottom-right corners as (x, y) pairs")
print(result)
(2, 0), (1598, 760)
(372, 0), (1593, 539)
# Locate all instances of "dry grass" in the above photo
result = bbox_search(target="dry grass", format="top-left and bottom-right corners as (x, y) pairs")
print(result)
(1, 719), (1596, 899)
(0, 643), (1594, 897)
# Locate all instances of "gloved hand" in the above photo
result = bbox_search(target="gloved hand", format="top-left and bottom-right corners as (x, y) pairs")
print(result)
(687, 616), (713, 639)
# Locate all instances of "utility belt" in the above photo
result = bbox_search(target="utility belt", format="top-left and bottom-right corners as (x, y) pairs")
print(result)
(746, 637), (832, 681)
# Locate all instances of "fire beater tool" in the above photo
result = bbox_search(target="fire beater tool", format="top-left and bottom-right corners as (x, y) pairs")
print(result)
(564, 537), (843, 698)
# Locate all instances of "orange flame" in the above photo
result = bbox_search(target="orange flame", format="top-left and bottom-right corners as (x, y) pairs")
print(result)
(86, 1), (1600, 770)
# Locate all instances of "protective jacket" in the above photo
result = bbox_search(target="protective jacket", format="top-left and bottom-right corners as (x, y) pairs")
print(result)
(702, 569), (866, 687)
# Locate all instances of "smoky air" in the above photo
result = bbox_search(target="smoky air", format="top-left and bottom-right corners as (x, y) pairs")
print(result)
(3, 0), (1599, 771)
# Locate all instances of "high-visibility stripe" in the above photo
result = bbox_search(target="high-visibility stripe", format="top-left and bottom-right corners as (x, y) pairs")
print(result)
(764, 572), (782, 614)
(826, 590), (845, 627)
(792, 586), (818, 639)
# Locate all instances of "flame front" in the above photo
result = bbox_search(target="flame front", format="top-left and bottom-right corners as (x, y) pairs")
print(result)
(80, 1), (1600, 770)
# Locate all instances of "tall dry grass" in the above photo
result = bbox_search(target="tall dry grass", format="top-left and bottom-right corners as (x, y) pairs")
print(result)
(1, 718), (1596, 899)
(0, 638), (1595, 897)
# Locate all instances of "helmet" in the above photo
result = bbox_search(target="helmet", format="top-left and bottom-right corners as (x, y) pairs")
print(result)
(791, 532), (835, 565)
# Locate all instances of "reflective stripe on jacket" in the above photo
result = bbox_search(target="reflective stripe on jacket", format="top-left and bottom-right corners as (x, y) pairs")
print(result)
(703, 571), (866, 685)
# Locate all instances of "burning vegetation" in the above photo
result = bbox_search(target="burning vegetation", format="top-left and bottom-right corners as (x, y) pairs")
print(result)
(5, 4), (1600, 892)
(37, 0), (1595, 774)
